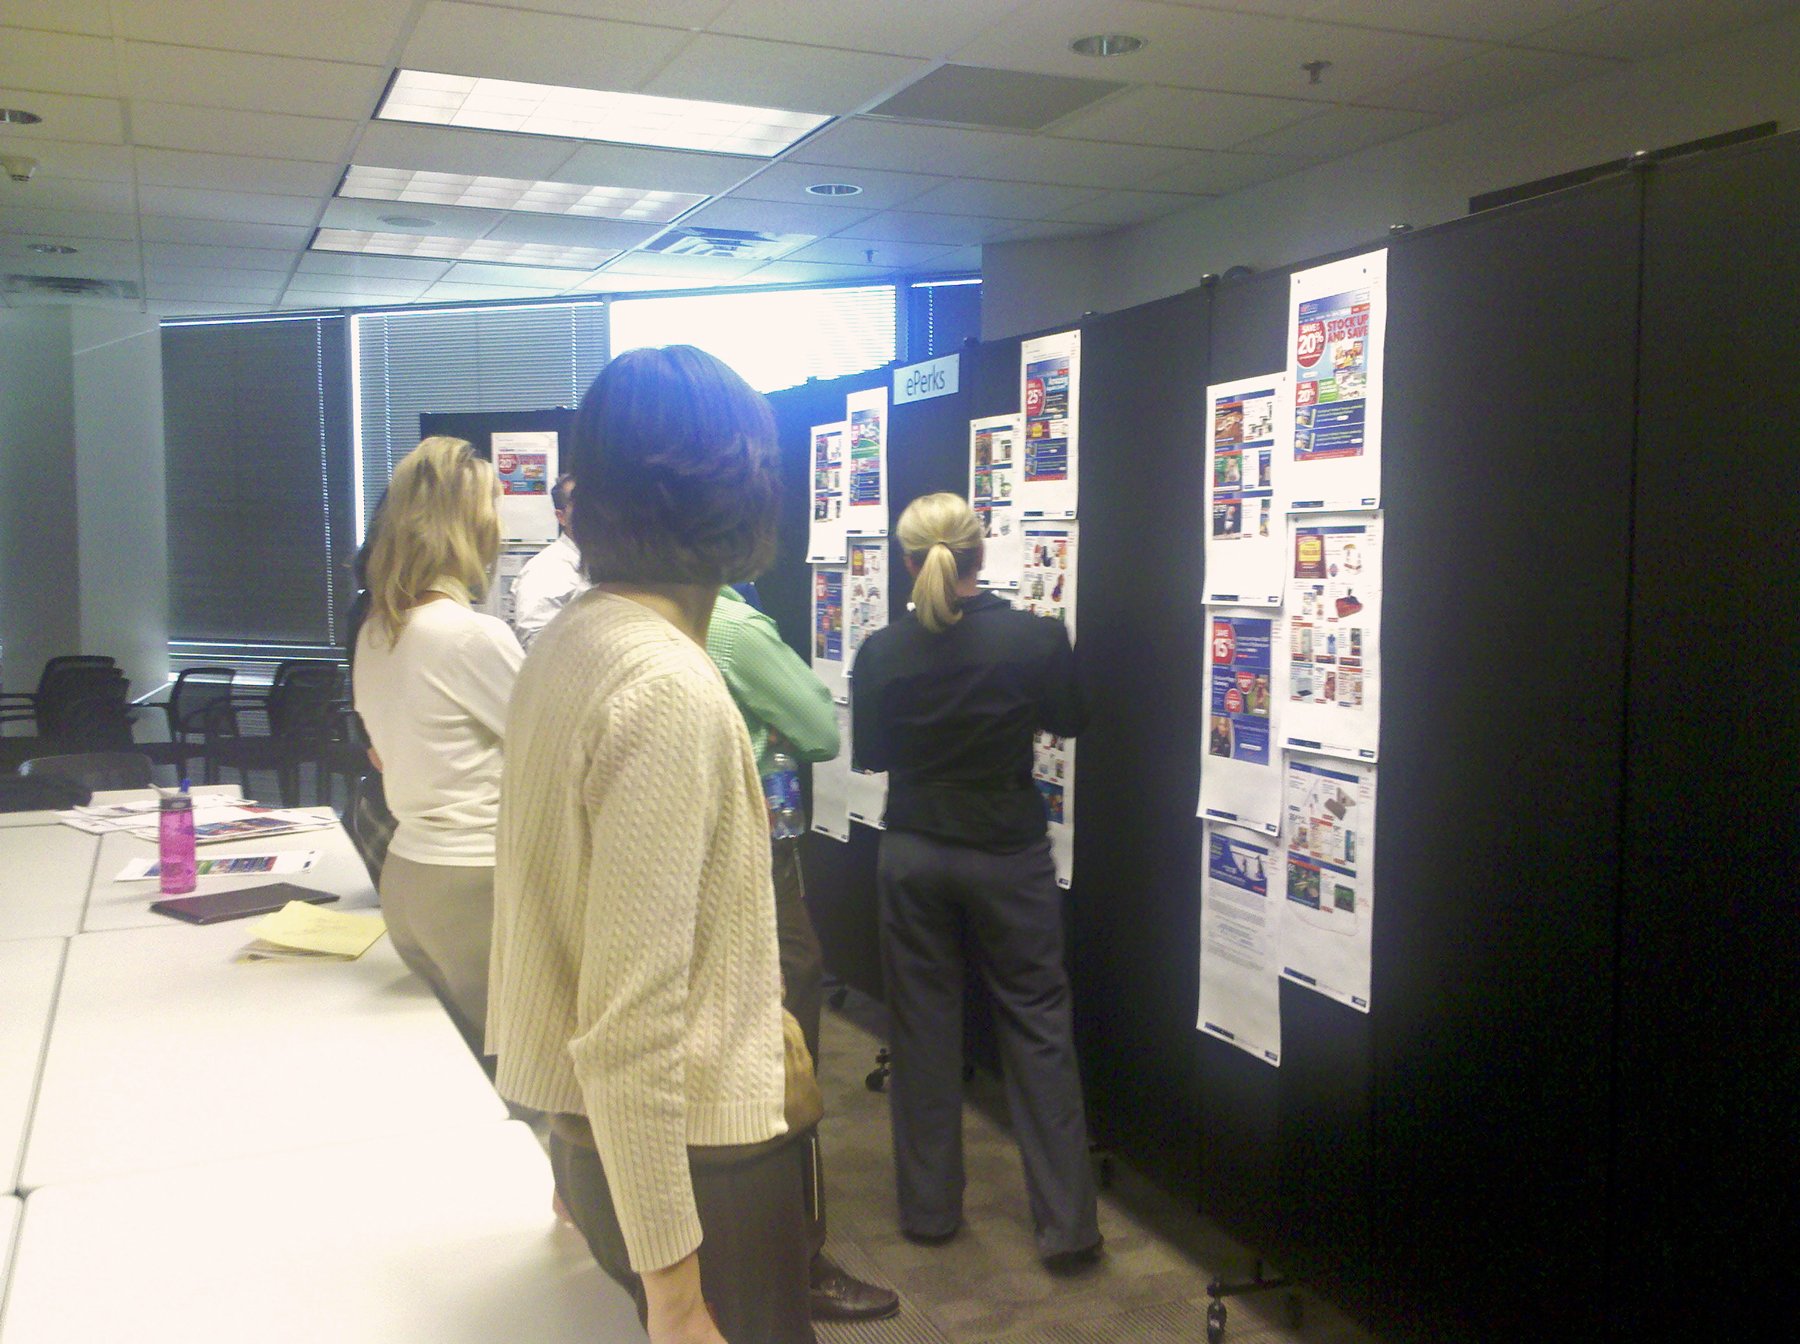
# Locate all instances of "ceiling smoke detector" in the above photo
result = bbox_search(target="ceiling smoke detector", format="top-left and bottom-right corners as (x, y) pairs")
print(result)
(0, 108), (43, 126)
(1070, 34), (1145, 58)
(806, 183), (862, 197)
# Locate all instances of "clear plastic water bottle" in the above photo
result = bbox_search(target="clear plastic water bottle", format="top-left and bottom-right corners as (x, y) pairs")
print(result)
(762, 751), (804, 840)
(158, 781), (197, 895)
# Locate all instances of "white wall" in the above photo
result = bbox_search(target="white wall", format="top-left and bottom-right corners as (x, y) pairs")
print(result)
(982, 9), (1800, 337)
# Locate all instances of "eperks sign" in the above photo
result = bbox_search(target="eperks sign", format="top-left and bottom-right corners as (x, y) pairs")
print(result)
(892, 353), (960, 405)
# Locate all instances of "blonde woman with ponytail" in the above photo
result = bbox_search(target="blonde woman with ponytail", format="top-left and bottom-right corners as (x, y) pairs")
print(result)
(353, 436), (522, 1056)
(851, 492), (1101, 1272)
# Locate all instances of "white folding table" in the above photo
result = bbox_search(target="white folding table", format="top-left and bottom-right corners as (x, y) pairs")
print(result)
(0, 831), (96, 941)
(0, 1196), (17, 1301)
(1, 1123), (644, 1344)
(0, 940), (64, 1194)
(20, 920), (506, 1190)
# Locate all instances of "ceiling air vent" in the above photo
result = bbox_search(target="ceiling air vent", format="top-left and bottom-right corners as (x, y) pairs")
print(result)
(4, 274), (142, 300)
(868, 65), (1124, 131)
(640, 226), (811, 260)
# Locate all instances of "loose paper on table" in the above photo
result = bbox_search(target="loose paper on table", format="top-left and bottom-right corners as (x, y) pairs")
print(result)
(1279, 753), (1377, 1012)
(1286, 251), (1386, 512)
(1281, 514), (1383, 762)
(1019, 330), (1080, 519)
(970, 414), (1024, 590)
(115, 850), (319, 882)
(238, 902), (387, 962)
(807, 421), (849, 564)
(1199, 822), (1282, 1066)
(1198, 609), (1284, 834)
(1015, 519), (1078, 887)
(844, 386), (889, 537)
(1205, 373), (1289, 606)
(491, 430), (559, 543)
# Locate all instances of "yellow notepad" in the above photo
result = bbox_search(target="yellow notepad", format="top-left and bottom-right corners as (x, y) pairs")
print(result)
(239, 901), (387, 962)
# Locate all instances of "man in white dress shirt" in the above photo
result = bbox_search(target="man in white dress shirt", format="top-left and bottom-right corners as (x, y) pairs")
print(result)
(510, 472), (589, 649)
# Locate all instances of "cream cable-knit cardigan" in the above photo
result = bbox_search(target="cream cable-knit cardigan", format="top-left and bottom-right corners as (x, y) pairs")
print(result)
(489, 590), (787, 1272)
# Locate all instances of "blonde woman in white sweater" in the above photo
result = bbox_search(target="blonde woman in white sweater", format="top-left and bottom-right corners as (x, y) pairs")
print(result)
(491, 346), (810, 1344)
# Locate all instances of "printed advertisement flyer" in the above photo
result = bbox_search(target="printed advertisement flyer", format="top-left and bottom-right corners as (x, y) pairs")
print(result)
(1198, 609), (1283, 834)
(1019, 329), (1080, 518)
(491, 430), (558, 543)
(1281, 514), (1383, 762)
(1287, 250), (1386, 512)
(807, 421), (849, 564)
(811, 567), (846, 700)
(1015, 519), (1078, 886)
(810, 701), (852, 842)
(846, 538), (890, 662)
(1279, 754), (1377, 1012)
(970, 413), (1024, 589)
(844, 386), (889, 536)
(1198, 822), (1282, 1066)
(1204, 373), (1289, 606)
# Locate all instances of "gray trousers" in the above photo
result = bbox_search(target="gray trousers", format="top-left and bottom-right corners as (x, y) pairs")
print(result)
(773, 835), (828, 1261)
(876, 830), (1100, 1257)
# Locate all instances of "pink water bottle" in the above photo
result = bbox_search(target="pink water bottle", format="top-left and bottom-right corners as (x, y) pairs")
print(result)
(158, 782), (197, 895)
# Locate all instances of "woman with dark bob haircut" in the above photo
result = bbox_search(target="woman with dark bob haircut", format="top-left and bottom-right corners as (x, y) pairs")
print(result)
(489, 346), (814, 1344)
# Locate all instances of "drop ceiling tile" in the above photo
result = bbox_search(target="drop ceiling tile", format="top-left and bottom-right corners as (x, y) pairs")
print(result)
(0, 28), (120, 97)
(0, 138), (133, 182)
(511, 1), (732, 25)
(400, 2), (691, 90)
(576, 269), (728, 291)
(145, 270), (285, 298)
(950, 1), (1483, 101)
(420, 280), (570, 301)
(439, 261), (596, 288)
(146, 281), (286, 304)
(133, 149), (342, 197)
(319, 196), (508, 238)
(838, 210), (1025, 246)
(1051, 188), (1211, 226)
(783, 236), (953, 267)
(907, 178), (1096, 219)
(483, 213), (666, 249)
(645, 35), (927, 115)
(729, 162), (950, 211)
(136, 185), (323, 227)
(1050, 85), (1329, 150)
(0, 207), (137, 241)
(2, 252), (140, 281)
(552, 142), (764, 195)
(676, 195), (872, 235)
(1522, 0), (1798, 60)
(1142, 148), (1307, 195)
(709, 0), (1023, 60)
(140, 216), (314, 250)
(0, 236), (137, 267)
(990, 219), (1114, 243)
(120, 43), (389, 120)
(924, 245), (983, 273)
(0, 177), (134, 212)
(145, 243), (302, 272)
(352, 122), (578, 181)
(1373, 46), (1621, 118)
(1234, 104), (1441, 161)
(6, 2), (114, 37)
(148, 302), (264, 315)
(603, 251), (766, 279)
(1301, 0), (1612, 42)
(130, 104), (359, 164)
(296, 252), (453, 281)
(0, 90), (125, 145)
(281, 280), (434, 302)
(114, 0), (415, 64)
(743, 259), (892, 283)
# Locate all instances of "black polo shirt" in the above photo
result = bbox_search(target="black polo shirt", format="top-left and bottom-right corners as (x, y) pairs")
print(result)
(850, 591), (1086, 849)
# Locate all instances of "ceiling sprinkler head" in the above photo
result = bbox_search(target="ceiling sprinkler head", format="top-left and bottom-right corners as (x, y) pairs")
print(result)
(1302, 60), (1331, 86)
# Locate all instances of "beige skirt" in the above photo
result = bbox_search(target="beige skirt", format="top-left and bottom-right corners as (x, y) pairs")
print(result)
(378, 852), (494, 1054)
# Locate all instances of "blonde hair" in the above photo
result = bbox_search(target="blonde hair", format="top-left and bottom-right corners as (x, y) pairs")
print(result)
(366, 436), (500, 642)
(896, 492), (984, 634)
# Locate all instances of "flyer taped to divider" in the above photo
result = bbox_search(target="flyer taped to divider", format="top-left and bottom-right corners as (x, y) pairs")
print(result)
(491, 430), (558, 543)
(1280, 514), (1382, 761)
(1198, 608), (1284, 834)
(1287, 251), (1386, 512)
(848, 696), (888, 831)
(970, 413), (1024, 589)
(1204, 373), (1289, 606)
(806, 421), (849, 563)
(1019, 329), (1080, 518)
(1279, 753), (1377, 1012)
(811, 566), (846, 701)
(1016, 518), (1078, 886)
(1198, 821), (1282, 1066)
(810, 701), (852, 842)
(845, 537), (891, 830)
(844, 386), (889, 536)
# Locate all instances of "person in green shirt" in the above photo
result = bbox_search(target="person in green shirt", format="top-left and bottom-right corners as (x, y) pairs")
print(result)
(706, 584), (901, 1324)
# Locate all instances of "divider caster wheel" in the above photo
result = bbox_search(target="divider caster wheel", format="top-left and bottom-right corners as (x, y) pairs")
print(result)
(865, 1046), (891, 1092)
(1205, 1298), (1227, 1344)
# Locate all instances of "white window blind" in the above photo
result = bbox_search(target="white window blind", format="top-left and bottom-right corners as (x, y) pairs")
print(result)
(353, 301), (608, 532)
(608, 285), (897, 394)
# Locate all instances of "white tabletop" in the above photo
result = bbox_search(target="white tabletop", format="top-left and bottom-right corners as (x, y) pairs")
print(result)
(2, 1123), (643, 1344)
(0, 829), (97, 941)
(0, 940), (64, 1195)
(83, 808), (377, 933)
(0, 1196), (16, 1302)
(20, 921), (506, 1190)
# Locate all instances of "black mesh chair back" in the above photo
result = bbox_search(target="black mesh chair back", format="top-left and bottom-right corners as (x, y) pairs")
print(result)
(144, 667), (236, 780)
(268, 664), (343, 741)
(0, 773), (91, 812)
(20, 751), (154, 792)
(38, 667), (132, 745)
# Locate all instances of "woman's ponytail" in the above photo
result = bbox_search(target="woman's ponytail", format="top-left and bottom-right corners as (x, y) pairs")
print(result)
(896, 492), (985, 634)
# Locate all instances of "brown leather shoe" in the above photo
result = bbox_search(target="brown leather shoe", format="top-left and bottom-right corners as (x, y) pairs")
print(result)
(809, 1256), (900, 1322)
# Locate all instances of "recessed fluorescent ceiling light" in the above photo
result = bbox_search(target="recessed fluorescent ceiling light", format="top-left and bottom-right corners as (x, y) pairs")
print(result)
(312, 228), (617, 269)
(379, 70), (829, 157)
(342, 166), (706, 223)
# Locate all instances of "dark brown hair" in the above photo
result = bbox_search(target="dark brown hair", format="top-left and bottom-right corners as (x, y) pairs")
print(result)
(568, 345), (778, 585)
